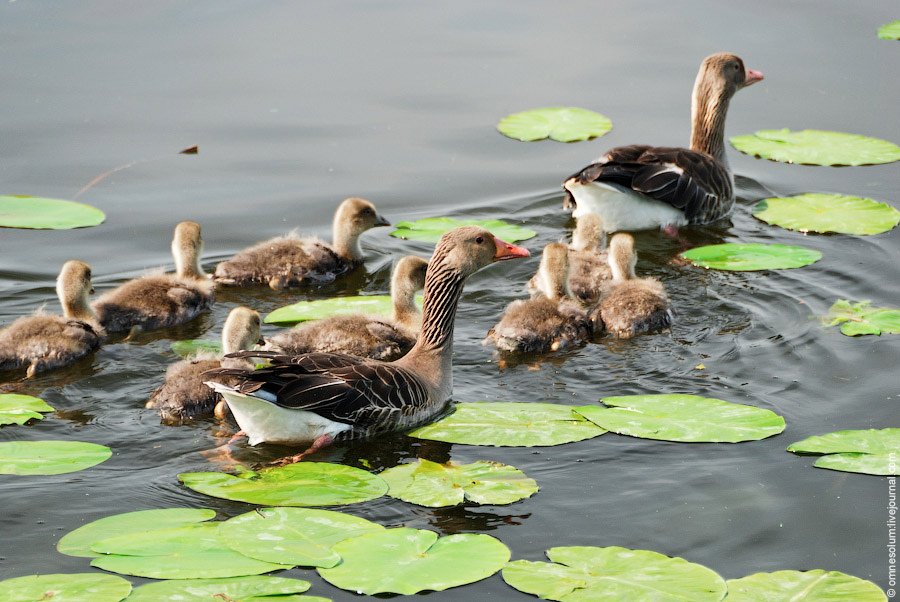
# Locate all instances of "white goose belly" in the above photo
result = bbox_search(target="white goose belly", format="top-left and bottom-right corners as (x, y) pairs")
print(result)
(566, 181), (688, 232)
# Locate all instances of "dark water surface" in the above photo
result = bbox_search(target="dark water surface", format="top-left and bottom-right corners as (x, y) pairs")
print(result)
(1, 1), (898, 597)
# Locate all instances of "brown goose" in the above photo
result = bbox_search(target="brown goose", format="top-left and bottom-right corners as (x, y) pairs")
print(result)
(213, 197), (390, 289)
(204, 226), (529, 460)
(592, 233), (673, 339)
(0, 260), (104, 377)
(264, 255), (428, 361)
(563, 53), (763, 231)
(93, 221), (215, 333)
(146, 306), (261, 423)
(487, 242), (591, 353)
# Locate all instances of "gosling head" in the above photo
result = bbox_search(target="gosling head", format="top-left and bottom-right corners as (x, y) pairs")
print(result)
(572, 213), (606, 252)
(534, 242), (571, 301)
(430, 226), (530, 280)
(172, 221), (206, 279)
(608, 233), (637, 282)
(56, 260), (96, 322)
(221, 306), (262, 354)
(391, 255), (429, 325)
(332, 198), (390, 260)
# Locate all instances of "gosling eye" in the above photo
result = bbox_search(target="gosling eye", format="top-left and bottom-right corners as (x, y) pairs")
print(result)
(475, 236), (484, 244)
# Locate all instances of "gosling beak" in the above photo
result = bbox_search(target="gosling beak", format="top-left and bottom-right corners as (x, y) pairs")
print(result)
(493, 237), (530, 261)
(374, 214), (391, 227)
(744, 68), (764, 87)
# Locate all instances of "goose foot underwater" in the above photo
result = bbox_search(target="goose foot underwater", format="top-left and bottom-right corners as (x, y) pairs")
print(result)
(267, 434), (335, 466)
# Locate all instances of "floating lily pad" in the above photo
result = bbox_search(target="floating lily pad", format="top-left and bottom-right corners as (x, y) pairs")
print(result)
(381, 458), (539, 507)
(726, 569), (887, 601)
(220, 507), (384, 567)
(58, 507), (217, 557)
(409, 402), (606, 447)
(497, 107), (613, 143)
(170, 339), (222, 358)
(574, 394), (785, 443)
(878, 20), (900, 40)
(0, 440), (111, 475)
(824, 299), (900, 336)
(502, 546), (726, 601)
(752, 193), (900, 235)
(0, 394), (54, 426)
(730, 129), (900, 166)
(265, 294), (423, 325)
(390, 217), (536, 244)
(0, 195), (106, 229)
(0, 573), (131, 602)
(318, 528), (510, 595)
(680, 243), (821, 271)
(787, 428), (900, 475)
(90, 522), (291, 579)
(124, 576), (331, 602)
(179, 462), (388, 506)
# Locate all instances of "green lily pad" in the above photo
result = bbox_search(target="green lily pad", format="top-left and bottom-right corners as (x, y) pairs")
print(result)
(752, 193), (900, 235)
(574, 394), (785, 443)
(381, 458), (539, 507)
(787, 428), (900, 475)
(179, 462), (388, 506)
(90, 522), (291, 579)
(390, 217), (536, 244)
(502, 546), (727, 601)
(220, 507), (384, 567)
(824, 299), (900, 336)
(170, 339), (222, 358)
(318, 528), (510, 595)
(0, 394), (54, 426)
(408, 402), (606, 447)
(878, 20), (900, 40)
(124, 576), (331, 602)
(680, 243), (822, 271)
(497, 107), (613, 142)
(0, 573), (131, 602)
(58, 507), (217, 557)
(0, 195), (106, 229)
(725, 569), (887, 601)
(265, 294), (423, 325)
(0, 440), (111, 475)
(730, 129), (900, 166)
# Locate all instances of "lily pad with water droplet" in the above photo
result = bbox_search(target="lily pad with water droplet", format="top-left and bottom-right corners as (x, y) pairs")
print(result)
(0, 195), (106, 229)
(390, 217), (536, 244)
(318, 528), (510, 595)
(878, 20), (900, 40)
(0, 440), (111, 475)
(0, 573), (131, 602)
(265, 294), (423, 325)
(170, 338), (222, 358)
(381, 458), (538, 507)
(725, 569), (887, 601)
(574, 394), (785, 443)
(123, 576), (332, 602)
(179, 462), (388, 506)
(730, 129), (900, 166)
(408, 402), (606, 447)
(753, 193), (900, 235)
(787, 428), (900, 475)
(824, 299), (900, 336)
(58, 507), (217, 557)
(502, 546), (726, 601)
(0, 394), (54, 426)
(497, 107), (613, 142)
(220, 507), (384, 567)
(680, 243), (821, 271)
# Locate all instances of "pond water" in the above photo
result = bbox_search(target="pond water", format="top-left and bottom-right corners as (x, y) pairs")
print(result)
(1, 1), (898, 598)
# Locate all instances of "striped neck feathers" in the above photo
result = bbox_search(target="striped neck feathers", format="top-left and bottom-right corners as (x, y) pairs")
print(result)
(690, 73), (734, 167)
(411, 258), (465, 353)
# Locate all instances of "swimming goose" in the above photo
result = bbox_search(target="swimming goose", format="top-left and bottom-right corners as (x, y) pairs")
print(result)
(0, 261), (104, 377)
(146, 306), (261, 423)
(213, 197), (390, 289)
(563, 53), (763, 232)
(592, 233), (673, 339)
(93, 221), (215, 333)
(264, 255), (428, 361)
(204, 226), (529, 461)
(487, 242), (591, 353)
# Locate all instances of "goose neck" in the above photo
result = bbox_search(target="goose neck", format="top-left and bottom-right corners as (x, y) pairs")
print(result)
(690, 78), (732, 167)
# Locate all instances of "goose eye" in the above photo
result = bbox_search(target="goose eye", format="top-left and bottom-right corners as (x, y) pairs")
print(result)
(475, 236), (484, 244)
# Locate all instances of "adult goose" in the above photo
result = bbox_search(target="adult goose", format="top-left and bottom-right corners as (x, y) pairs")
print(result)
(204, 226), (529, 461)
(213, 197), (390, 289)
(0, 260), (104, 377)
(146, 306), (261, 423)
(562, 53), (763, 232)
(487, 242), (591, 353)
(592, 233), (673, 339)
(264, 255), (428, 361)
(93, 221), (215, 333)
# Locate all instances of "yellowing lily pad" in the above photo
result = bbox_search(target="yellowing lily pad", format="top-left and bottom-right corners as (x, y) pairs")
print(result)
(497, 107), (613, 142)
(730, 129), (900, 166)
(787, 428), (900, 475)
(0, 573), (131, 602)
(265, 294), (422, 325)
(170, 339), (222, 358)
(753, 193), (900, 235)
(381, 458), (539, 507)
(124, 576), (330, 602)
(725, 569), (887, 601)
(878, 20), (900, 40)
(0, 195), (106, 229)
(824, 299), (900, 336)
(680, 243), (821, 271)
(0, 394), (54, 426)
(390, 217), (536, 244)
(0, 440), (111, 475)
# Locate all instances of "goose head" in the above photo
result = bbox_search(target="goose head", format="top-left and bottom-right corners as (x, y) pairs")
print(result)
(608, 233), (637, 282)
(332, 197), (390, 260)
(391, 255), (429, 325)
(172, 221), (206, 279)
(572, 213), (606, 252)
(696, 52), (764, 100)
(221, 306), (262, 354)
(432, 226), (530, 279)
(533, 242), (572, 301)
(56, 260), (97, 322)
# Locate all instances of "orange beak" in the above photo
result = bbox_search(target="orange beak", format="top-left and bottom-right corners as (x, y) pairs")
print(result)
(493, 237), (530, 260)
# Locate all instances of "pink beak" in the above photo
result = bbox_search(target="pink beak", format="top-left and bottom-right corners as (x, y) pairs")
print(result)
(493, 237), (530, 261)
(745, 68), (764, 86)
